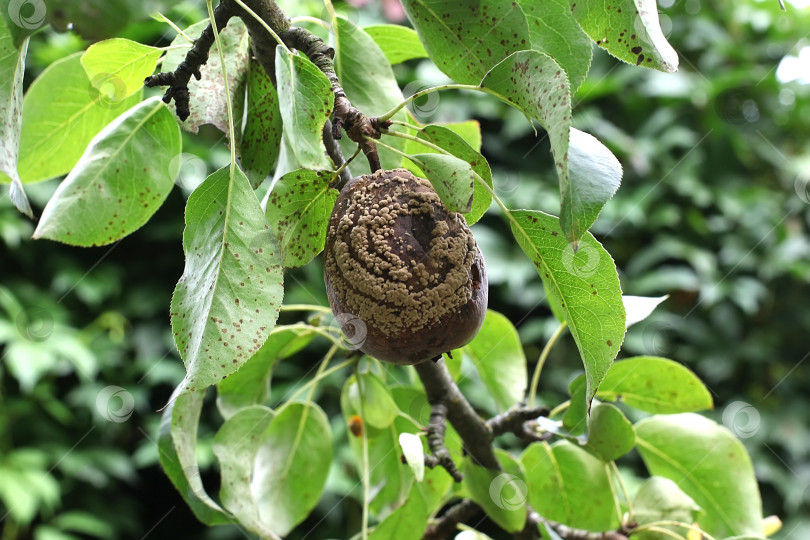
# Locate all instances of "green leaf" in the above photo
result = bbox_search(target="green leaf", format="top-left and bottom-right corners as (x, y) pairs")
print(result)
(417, 124), (492, 224)
(464, 450), (528, 533)
(264, 169), (338, 268)
(158, 389), (231, 525)
(81, 38), (162, 100)
(464, 310), (527, 412)
(596, 356), (713, 414)
(562, 374), (587, 436)
(402, 0), (531, 84)
(408, 153), (475, 214)
(516, 0), (593, 92)
(363, 24), (428, 65)
(274, 47), (333, 171)
(216, 325), (315, 419)
(624, 294), (668, 327)
(0, 0), (40, 49)
(585, 401), (635, 461)
(240, 61), (282, 189)
(0, 52), (140, 185)
(0, 16), (31, 216)
(342, 372), (399, 430)
(162, 20), (249, 137)
(636, 414), (763, 538)
(570, 0), (678, 72)
(509, 210), (625, 402)
(169, 165), (284, 399)
(521, 441), (618, 531)
(334, 16), (408, 173)
(631, 477), (701, 540)
(368, 486), (429, 540)
(213, 405), (276, 538)
(251, 402), (333, 536)
(561, 128), (623, 245)
(33, 97), (181, 246)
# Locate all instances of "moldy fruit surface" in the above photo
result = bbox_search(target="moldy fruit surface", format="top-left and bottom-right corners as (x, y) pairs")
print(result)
(323, 168), (487, 364)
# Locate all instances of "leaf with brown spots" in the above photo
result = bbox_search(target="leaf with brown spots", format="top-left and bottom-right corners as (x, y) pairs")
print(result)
(517, 0), (593, 92)
(33, 97), (181, 246)
(264, 169), (338, 268)
(0, 17), (31, 217)
(570, 0), (678, 73)
(275, 47), (333, 171)
(401, 0), (531, 85)
(509, 210), (625, 402)
(169, 165), (284, 400)
(240, 60), (282, 189)
(407, 153), (475, 213)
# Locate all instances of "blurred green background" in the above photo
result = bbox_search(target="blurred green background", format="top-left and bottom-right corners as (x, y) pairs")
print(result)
(1, 0), (809, 538)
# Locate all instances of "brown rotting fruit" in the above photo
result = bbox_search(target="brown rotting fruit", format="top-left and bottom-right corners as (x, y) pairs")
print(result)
(323, 168), (487, 364)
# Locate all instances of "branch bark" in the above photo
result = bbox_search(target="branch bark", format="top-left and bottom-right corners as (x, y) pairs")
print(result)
(414, 359), (499, 470)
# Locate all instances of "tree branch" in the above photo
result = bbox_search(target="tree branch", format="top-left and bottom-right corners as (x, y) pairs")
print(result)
(488, 404), (551, 442)
(526, 511), (631, 540)
(423, 499), (481, 540)
(414, 359), (499, 470)
(144, 1), (234, 120)
(425, 403), (463, 481)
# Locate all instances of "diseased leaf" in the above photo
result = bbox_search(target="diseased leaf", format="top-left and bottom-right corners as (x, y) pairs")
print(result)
(517, 0), (593, 92)
(275, 47), (333, 170)
(636, 414), (763, 538)
(585, 401), (635, 461)
(169, 165), (284, 399)
(402, 0), (530, 84)
(596, 356), (713, 413)
(162, 19), (249, 137)
(251, 402), (333, 536)
(240, 60), (282, 189)
(363, 24), (428, 65)
(33, 97), (181, 246)
(464, 450), (528, 533)
(570, 0), (678, 72)
(417, 125), (492, 224)
(561, 128), (622, 244)
(0, 16), (31, 216)
(509, 210), (625, 402)
(522, 441), (618, 531)
(81, 38), (162, 99)
(408, 153), (475, 214)
(213, 406), (276, 537)
(0, 53), (140, 185)
(464, 310), (527, 412)
(216, 325), (315, 419)
(158, 389), (231, 525)
(264, 169), (338, 268)
(334, 16), (408, 173)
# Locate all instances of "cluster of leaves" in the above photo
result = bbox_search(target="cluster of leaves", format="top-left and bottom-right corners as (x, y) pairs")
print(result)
(0, 0), (792, 538)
